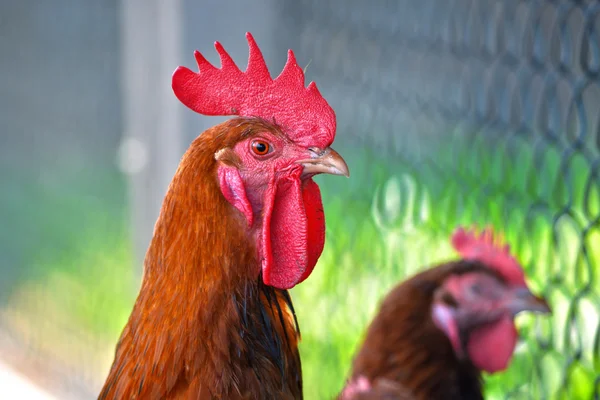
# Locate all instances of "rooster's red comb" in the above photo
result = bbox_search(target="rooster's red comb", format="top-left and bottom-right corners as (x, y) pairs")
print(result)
(172, 32), (336, 148)
(451, 225), (526, 286)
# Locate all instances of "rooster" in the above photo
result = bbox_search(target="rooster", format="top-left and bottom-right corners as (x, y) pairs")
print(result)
(339, 227), (551, 400)
(98, 33), (348, 400)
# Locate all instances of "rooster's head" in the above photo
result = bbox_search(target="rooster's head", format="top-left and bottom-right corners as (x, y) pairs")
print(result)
(171, 33), (348, 290)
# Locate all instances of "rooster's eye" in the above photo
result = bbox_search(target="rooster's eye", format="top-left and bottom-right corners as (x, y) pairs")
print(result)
(251, 140), (271, 156)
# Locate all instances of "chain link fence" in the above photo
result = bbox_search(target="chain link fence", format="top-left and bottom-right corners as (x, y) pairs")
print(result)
(275, 0), (600, 398)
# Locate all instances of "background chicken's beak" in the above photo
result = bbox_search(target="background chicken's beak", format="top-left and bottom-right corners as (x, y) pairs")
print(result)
(508, 287), (552, 316)
(297, 147), (350, 177)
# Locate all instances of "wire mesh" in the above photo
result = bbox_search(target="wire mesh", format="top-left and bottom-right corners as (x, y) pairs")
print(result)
(277, 0), (600, 398)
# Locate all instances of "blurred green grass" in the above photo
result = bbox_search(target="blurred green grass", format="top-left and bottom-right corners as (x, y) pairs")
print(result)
(296, 131), (599, 400)
(1, 129), (598, 399)
(0, 165), (135, 374)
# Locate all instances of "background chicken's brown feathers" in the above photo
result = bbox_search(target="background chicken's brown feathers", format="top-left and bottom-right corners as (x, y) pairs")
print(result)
(347, 261), (500, 400)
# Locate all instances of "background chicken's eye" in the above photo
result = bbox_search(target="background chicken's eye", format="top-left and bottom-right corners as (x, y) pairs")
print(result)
(441, 292), (458, 307)
(470, 283), (482, 295)
(251, 140), (271, 156)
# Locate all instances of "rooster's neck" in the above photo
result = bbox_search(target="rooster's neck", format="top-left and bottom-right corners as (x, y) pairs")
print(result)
(99, 139), (302, 399)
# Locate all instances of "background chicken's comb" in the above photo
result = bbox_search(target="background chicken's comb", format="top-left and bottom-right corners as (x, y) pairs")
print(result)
(172, 32), (336, 149)
(451, 225), (527, 286)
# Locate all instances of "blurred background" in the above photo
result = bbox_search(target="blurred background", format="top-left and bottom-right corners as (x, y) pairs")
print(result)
(1, 0), (599, 399)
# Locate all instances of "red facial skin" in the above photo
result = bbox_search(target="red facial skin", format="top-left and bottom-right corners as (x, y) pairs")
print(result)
(217, 129), (336, 289)
(432, 271), (546, 373)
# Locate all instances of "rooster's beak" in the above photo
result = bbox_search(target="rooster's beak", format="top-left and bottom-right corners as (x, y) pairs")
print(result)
(508, 287), (552, 316)
(297, 147), (350, 178)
